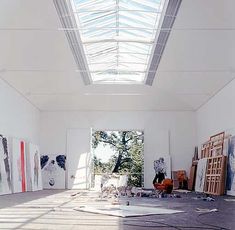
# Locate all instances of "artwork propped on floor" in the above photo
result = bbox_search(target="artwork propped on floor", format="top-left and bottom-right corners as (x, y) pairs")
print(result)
(26, 143), (43, 191)
(154, 155), (171, 179)
(227, 135), (235, 196)
(11, 138), (27, 193)
(0, 135), (12, 195)
(195, 158), (208, 193)
(41, 154), (66, 189)
(75, 205), (183, 217)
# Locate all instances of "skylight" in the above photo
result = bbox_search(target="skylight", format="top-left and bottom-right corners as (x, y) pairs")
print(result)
(54, 0), (181, 85)
(70, 0), (165, 84)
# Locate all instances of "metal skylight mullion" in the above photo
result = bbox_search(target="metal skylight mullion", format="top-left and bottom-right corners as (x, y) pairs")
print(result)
(89, 56), (117, 64)
(84, 42), (116, 51)
(76, 1), (115, 12)
(88, 53), (116, 62)
(89, 55), (117, 63)
(119, 27), (151, 38)
(75, 0), (115, 11)
(120, 42), (151, 53)
(115, 0), (120, 76)
(119, 14), (156, 29)
(89, 55), (116, 63)
(75, 9), (163, 13)
(89, 61), (147, 65)
(83, 29), (115, 38)
(122, 0), (159, 11)
(142, 1), (163, 76)
(118, 51), (148, 60)
(83, 28), (116, 38)
(87, 46), (118, 57)
(78, 11), (116, 24)
(119, 10), (156, 24)
(118, 22), (152, 36)
(81, 21), (116, 34)
(80, 14), (116, 28)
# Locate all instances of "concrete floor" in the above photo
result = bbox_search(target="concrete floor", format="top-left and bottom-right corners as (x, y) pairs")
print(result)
(0, 189), (234, 230)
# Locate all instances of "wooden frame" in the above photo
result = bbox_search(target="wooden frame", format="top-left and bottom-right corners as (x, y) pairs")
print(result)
(204, 156), (227, 195)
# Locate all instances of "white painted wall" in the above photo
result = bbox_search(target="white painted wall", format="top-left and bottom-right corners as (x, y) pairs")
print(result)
(0, 78), (40, 143)
(40, 111), (197, 188)
(197, 78), (235, 145)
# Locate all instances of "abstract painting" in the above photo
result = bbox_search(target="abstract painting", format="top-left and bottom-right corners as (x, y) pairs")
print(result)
(153, 155), (171, 181)
(41, 154), (66, 189)
(0, 134), (12, 195)
(226, 136), (235, 196)
(11, 138), (27, 193)
(26, 143), (42, 191)
(195, 158), (208, 193)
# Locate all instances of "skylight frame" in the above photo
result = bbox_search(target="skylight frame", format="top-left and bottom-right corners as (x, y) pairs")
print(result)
(70, 0), (167, 84)
(54, 0), (181, 85)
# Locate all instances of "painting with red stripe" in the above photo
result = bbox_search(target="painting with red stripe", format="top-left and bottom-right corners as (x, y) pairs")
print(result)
(20, 141), (26, 192)
(12, 138), (27, 193)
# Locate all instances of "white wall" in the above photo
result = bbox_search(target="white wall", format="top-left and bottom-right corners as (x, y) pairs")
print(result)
(0, 78), (40, 143)
(40, 111), (197, 188)
(197, 78), (235, 145)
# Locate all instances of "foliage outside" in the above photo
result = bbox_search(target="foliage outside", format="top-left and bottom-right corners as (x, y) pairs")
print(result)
(92, 131), (144, 187)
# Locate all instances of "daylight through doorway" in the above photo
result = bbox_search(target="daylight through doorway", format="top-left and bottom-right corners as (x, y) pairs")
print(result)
(92, 130), (144, 187)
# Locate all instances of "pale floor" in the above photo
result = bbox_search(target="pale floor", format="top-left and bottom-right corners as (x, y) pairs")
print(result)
(0, 189), (234, 230)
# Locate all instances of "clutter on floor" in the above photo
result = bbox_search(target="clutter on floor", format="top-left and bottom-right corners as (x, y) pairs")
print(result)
(0, 189), (234, 230)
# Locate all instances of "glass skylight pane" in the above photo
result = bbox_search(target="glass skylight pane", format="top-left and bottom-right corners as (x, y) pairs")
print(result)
(70, 0), (166, 84)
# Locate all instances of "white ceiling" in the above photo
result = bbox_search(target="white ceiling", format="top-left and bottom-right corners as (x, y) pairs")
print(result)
(0, 0), (234, 111)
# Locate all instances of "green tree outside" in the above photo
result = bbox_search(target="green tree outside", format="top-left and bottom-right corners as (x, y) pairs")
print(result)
(92, 130), (144, 187)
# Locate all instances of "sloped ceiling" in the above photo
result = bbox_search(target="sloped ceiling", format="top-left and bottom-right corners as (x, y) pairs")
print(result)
(0, 0), (234, 111)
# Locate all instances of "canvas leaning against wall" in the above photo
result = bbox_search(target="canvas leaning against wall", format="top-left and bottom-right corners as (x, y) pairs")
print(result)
(26, 143), (43, 191)
(0, 135), (12, 195)
(41, 154), (66, 189)
(226, 136), (235, 196)
(11, 138), (27, 193)
(195, 158), (208, 193)
(153, 155), (171, 180)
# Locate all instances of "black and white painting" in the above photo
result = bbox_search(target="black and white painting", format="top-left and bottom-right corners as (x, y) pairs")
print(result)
(41, 154), (66, 189)
(195, 158), (208, 193)
(226, 136), (235, 196)
(0, 135), (12, 195)
(153, 155), (171, 180)
(26, 144), (42, 191)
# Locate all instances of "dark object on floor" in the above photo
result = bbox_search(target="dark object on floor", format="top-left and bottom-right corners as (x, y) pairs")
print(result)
(154, 178), (173, 194)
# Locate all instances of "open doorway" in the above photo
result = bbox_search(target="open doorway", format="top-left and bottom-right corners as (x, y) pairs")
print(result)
(91, 130), (144, 187)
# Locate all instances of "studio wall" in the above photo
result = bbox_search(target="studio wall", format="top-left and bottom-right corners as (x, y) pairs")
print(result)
(40, 111), (197, 188)
(197, 78), (235, 145)
(0, 78), (40, 144)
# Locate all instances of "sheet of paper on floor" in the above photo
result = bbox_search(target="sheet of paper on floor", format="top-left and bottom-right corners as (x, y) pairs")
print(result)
(75, 205), (183, 217)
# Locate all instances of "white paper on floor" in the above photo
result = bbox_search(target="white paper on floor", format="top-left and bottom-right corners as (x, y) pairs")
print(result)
(74, 205), (183, 217)
(173, 189), (191, 193)
(224, 199), (235, 202)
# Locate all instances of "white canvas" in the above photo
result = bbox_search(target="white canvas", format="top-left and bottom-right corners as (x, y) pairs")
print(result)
(195, 158), (208, 193)
(75, 205), (183, 217)
(226, 136), (235, 196)
(0, 135), (12, 195)
(11, 138), (27, 193)
(41, 154), (66, 189)
(26, 143), (42, 191)
(153, 155), (171, 179)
